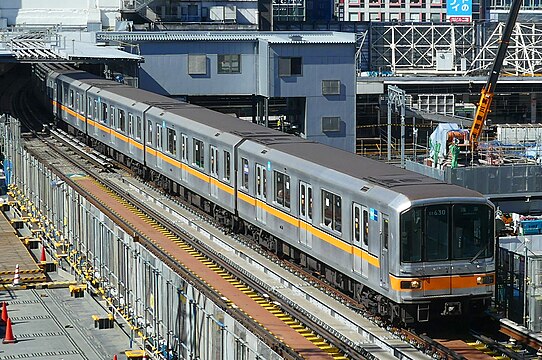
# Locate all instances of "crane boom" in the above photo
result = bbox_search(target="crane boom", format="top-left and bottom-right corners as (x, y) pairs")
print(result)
(469, 0), (522, 146)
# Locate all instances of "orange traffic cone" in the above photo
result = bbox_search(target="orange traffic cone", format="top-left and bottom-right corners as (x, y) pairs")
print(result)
(12, 264), (20, 286)
(40, 245), (46, 263)
(1, 302), (7, 323)
(3, 317), (16, 343)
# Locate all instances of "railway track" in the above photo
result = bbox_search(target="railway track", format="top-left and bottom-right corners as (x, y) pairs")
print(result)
(19, 130), (356, 359)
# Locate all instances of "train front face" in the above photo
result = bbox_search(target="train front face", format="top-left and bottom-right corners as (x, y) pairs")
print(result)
(394, 198), (495, 321)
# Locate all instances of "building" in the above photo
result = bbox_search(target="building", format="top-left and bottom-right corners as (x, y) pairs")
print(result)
(99, 31), (357, 152)
(338, 0), (483, 22)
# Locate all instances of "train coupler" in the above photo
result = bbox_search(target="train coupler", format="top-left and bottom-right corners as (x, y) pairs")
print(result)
(442, 301), (462, 316)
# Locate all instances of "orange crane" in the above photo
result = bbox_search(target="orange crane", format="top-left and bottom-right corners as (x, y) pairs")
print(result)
(469, 0), (522, 148)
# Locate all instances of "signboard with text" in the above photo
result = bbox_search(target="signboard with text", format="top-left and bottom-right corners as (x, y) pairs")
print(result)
(447, 0), (472, 22)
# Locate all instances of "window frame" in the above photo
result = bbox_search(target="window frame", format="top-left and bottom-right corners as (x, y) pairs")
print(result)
(181, 134), (188, 162)
(321, 189), (342, 234)
(273, 170), (291, 210)
(135, 116), (142, 140)
(192, 138), (204, 169)
(217, 54), (241, 74)
(223, 150), (231, 183)
(101, 102), (108, 124)
(147, 120), (153, 145)
(118, 109), (126, 132)
(322, 80), (341, 95)
(279, 57), (302, 77)
(167, 127), (177, 155)
(241, 158), (249, 190)
(156, 123), (163, 150)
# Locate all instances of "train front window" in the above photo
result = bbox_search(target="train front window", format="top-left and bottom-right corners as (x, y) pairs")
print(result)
(400, 203), (494, 263)
(425, 205), (449, 261)
(452, 205), (493, 260)
(400, 208), (423, 262)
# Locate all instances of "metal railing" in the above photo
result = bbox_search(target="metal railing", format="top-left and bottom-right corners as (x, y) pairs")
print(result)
(121, 0), (155, 12)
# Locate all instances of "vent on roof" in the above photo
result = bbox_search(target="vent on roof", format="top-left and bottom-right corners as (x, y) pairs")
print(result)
(360, 186), (370, 192)
(289, 34), (303, 42)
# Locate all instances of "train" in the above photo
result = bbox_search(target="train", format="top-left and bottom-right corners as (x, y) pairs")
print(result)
(37, 65), (496, 324)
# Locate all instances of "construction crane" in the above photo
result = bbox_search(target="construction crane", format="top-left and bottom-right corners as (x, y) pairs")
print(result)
(469, 0), (522, 148)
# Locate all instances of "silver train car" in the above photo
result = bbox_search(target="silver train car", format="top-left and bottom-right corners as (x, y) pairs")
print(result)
(42, 68), (495, 324)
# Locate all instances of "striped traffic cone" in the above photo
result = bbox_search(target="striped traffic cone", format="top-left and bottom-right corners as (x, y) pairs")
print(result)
(12, 264), (20, 286)
(1, 302), (7, 323)
(3, 317), (16, 343)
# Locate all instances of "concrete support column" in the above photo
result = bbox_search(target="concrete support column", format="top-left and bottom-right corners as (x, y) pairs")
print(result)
(531, 93), (537, 124)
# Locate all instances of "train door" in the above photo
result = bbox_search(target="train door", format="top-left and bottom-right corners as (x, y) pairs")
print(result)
(156, 124), (163, 169)
(379, 214), (390, 290)
(53, 82), (58, 116)
(361, 206), (369, 278)
(110, 105), (116, 145)
(255, 163), (267, 224)
(210, 145), (219, 199)
(352, 203), (362, 275)
(299, 181), (313, 248)
(181, 134), (188, 182)
(128, 113), (135, 155)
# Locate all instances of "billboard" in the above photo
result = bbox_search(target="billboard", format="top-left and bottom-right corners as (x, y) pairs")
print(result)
(447, 0), (472, 23)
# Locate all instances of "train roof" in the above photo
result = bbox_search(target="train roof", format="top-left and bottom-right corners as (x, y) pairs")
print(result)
(267, 141), (485, 201)
(56, 69), (485, 202)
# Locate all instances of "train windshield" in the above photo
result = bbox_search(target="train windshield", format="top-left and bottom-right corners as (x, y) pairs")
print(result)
(400, 204), (494, 262)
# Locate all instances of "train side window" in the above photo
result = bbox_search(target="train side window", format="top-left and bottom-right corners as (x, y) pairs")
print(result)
(181, 134), (188, 161)
(118, 109), (126, 132)
(87, 98), (92, 118)
(102, 103), (108, 124)
(383, 218), (389, 250)
(354, 205), (360, 243)
(167, 128), (176, 155)
(322, 190), (342, 233)
(193, 138), (204, 168)
(362, 208), (369, 246)
(75, 93), (80, 113)
(135, 116), (142, 140)
(128, 113), (133, 136)
(223, 151), (231, 182)
(93, 99), (98, 120)
(87, 97), (94, 119)
(69, 90), (74, 108)
(110, 105), (115, 127)
(307, 187), (313, 220)
(156, 124), (162, 150)
(273, 171), (290, 210)
(241, 158), (249, 189)
(147, 120), (153, 145)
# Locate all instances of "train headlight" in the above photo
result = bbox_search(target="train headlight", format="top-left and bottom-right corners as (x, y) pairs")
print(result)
(476, 275), (494, 285)
(400, 280), (422, 289)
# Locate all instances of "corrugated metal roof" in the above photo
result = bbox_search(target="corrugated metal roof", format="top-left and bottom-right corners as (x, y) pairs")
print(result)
(96, 31), (356, 44)
(0, 29), (142, 62)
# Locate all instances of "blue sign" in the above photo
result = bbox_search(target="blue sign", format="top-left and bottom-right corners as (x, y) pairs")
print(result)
(447, 0), (472, 22)
(369, 208), (378, 221)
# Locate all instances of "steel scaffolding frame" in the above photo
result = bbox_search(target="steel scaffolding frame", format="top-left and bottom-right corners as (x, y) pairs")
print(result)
(365, 22), (542, 77)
